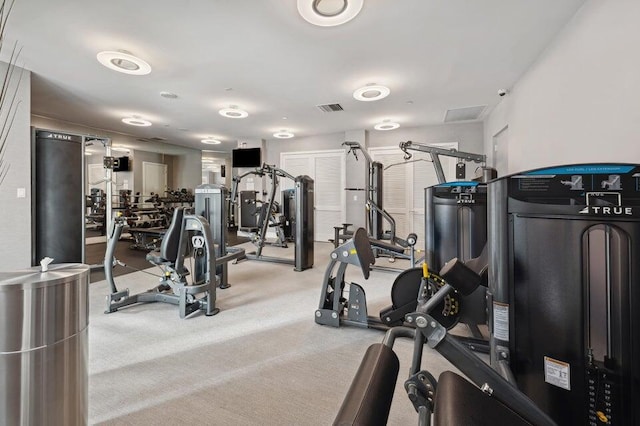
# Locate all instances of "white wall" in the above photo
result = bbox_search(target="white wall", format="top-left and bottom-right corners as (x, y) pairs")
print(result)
(485, 0), (640, 173)
(0, 65), (31, 270)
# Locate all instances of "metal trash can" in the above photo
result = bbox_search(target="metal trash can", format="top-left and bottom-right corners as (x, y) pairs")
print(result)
(0, 264), (90, 425)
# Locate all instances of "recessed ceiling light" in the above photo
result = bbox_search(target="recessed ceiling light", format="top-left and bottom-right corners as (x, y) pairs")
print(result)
(353, 84), (390, 102)
(201, 138), (222, 145)
(219, 106), (249, 119)
(374, 120), (400, 131)
(112, 147), (131, 153)
(273, 130), (295, 139)
(122, 117), (152, 126)
(160, 91), (178, 99)
(97, 51), (151, 75)
(297, 0), (363, 27)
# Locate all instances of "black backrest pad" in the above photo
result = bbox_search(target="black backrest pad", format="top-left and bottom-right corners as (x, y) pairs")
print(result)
(160, 207), (185, 262)
(334, 343), (399, 426)
(352, 228), (375, 280)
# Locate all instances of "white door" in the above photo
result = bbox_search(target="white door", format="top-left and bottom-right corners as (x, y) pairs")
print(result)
(370, 144), (457, 249)
(281, 150), (345, 241)
(143, 161), (168, 204)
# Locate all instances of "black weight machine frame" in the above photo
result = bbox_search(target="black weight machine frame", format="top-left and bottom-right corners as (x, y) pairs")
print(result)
(104, 207), (244, 319)
(333, 256), (556, 426)
(339, 142), (418, 271)
(398, 140), (488, 184)
(230, 163), (314, 271)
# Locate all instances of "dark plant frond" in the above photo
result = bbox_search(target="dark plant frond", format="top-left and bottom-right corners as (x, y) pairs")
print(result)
(0, 0), (20, 188)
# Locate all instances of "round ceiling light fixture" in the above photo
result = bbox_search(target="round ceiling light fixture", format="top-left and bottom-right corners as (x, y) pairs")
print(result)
(353, 84), (391, 102)
(97, 51), (151, 75)
(122, 116), (152, 127)
(374, 120), (400, 131)
(219, 106), (249, 119)
(201, 138), (222, 145)
(273, 130), (295, 139)
(297, 0), (364, 27)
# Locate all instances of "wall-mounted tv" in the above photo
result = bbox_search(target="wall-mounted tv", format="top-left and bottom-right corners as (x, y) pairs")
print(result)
(114, 156), (130, 172)
(232, 148), (261, 168)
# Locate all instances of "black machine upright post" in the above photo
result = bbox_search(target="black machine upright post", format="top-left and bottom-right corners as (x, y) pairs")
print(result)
(488, 164), (640, 425)
(195, 184), (231, 288)
(369, 161), (384, 240)
(294, 175), (314, 271)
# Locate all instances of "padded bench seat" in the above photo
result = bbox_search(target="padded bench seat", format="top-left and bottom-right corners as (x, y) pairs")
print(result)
(433, 371), (531, 426)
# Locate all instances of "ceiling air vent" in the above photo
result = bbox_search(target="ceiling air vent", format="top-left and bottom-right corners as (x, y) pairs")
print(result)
(316, 103), (344, 112)
(149, 137), (167, 142)
(443, 105), (487, 123)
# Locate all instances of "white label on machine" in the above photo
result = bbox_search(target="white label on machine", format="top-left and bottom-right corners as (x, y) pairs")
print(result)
(493, 301), (509, 341)
(544, 356), (571, 390)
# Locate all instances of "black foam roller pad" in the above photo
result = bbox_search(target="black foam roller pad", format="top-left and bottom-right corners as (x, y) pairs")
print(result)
(333, 344), (399, 426)
(439, 258), (482, 296)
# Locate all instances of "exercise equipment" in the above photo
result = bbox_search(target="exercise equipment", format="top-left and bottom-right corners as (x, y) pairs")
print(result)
(231, 163), (314, 271)
(339, 142), (419, 269)
(315, 228), (459, 332)
(398, 140), (487, 184)
(334, 258), (555, 426)
(194, 183), (246, 289)
(488, 164), (640, 425)
(425, 181), (489, 345)
(105, 207), (243, 318)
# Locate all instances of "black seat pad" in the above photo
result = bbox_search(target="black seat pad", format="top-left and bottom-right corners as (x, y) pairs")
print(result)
(369, 238), (405, 254)
(434, 371), (531, 426)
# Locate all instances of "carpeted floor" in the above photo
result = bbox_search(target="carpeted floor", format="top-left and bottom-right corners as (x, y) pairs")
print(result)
(89, 242), (464, 425)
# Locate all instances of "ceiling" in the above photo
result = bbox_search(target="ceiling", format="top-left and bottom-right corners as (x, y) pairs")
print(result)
(4, 0), (586, 153)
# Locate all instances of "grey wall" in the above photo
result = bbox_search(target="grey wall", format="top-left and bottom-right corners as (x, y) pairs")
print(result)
(0, 64), (31, 270)
(172, 150), (202, 190)
(484, 0), (640, 172)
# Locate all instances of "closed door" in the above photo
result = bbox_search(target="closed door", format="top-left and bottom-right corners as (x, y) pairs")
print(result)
(281, 150), (345, 241)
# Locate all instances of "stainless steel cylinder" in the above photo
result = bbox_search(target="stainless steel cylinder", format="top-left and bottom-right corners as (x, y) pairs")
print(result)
(0, 264), (89, 426)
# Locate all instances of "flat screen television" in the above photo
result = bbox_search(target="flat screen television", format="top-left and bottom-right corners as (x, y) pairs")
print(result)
(114, 156), (130, 172)
(232, 148), (261, 168)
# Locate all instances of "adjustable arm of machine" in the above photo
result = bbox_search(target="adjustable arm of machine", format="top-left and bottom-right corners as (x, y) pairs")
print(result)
(261, 163), (296, 181)
(399, 141), (486, 184)
(229, 167), (266, 204)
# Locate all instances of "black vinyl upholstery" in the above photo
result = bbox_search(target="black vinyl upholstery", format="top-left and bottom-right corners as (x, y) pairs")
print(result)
(333, 344), (399, 426)
(369, 238), (405, 254)
(146, 207), (185, 265)
(434, 371), (531, 426)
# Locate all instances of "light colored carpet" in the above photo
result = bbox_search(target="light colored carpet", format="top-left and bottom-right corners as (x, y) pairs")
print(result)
(89, 242), (462, 425)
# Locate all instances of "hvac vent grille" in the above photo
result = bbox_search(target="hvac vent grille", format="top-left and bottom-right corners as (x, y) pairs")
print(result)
(444, 105), (487, 122)
(316, 103), (344, 112)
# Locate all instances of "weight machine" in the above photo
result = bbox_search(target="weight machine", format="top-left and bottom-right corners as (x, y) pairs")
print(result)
(339, 142), (418, 269)
(398, 140), (489, 184)
(231, 163), (314, 271)
(105, 208), (217, 318)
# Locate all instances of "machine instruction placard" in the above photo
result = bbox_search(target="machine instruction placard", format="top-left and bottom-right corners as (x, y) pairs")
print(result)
(493, 302), (509, 341)
(544, 356), (571, 391)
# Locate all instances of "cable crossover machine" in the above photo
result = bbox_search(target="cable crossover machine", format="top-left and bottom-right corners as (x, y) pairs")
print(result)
(231, 163), (314, 271)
